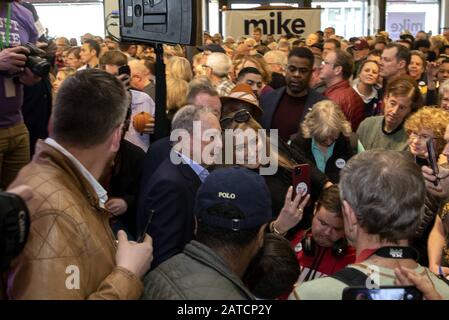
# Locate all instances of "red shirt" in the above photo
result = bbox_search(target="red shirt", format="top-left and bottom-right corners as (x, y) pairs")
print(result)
(271, 93), (307, 142)
(290, 230), (356, 285)
(324, 80), (366, 131)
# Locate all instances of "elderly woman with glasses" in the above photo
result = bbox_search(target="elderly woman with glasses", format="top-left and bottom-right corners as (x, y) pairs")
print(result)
(220, 104), (332, 234)
(403, 106), (449, 266)
(289, 100), (363, 183)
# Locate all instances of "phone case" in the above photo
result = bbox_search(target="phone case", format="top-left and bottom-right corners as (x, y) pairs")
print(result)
(292, 164), (311, 197)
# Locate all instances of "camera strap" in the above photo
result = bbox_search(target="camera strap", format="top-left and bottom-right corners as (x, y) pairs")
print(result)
(0, 3), (12, 50)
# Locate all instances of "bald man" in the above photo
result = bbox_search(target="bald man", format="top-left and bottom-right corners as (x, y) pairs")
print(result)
(129, 59), (155, 102)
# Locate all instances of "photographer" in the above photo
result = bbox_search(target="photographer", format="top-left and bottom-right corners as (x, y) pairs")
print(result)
(0, 0), (41, 188)
(290, 150), (449, 300)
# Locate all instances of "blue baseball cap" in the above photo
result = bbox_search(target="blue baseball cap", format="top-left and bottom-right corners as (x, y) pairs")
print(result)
(195, 167), (272, 231)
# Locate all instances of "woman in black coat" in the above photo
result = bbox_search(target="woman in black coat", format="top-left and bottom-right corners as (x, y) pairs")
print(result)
(289, 100), (359, 184)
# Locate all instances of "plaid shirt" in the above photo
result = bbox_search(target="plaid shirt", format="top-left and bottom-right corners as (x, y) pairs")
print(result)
(216, 78), (235, 97)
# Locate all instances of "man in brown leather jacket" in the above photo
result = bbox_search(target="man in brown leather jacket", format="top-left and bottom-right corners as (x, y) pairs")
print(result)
(2, 69), (153, 300)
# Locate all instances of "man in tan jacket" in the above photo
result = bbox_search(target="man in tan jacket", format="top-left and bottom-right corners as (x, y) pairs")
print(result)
(2, 69), (153, 299)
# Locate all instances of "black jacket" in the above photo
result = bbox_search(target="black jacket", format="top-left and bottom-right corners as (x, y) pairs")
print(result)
(260, 87), (325, 130)
(402, 150), (444, 266)
(108, 140), (145, 239)
(289, 133), (358, 183)
(263, 139), (330, 232)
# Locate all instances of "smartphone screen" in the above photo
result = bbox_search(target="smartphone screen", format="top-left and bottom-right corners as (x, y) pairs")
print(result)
(342, 286), (423, 300)
(292, 164), (311, 198)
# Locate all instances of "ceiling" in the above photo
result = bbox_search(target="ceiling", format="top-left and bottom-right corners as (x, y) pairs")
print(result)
(29, 0), (102, 3)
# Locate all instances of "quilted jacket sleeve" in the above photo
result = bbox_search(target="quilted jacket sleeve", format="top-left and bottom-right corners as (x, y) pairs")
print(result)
(5, 211), (142, 300)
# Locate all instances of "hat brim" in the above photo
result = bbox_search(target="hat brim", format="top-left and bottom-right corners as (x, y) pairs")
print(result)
(220, 96), (264, 119)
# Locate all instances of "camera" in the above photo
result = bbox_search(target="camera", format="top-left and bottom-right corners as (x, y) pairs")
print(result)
(23, 43), (51, 77)
(0, 192), (30, 271)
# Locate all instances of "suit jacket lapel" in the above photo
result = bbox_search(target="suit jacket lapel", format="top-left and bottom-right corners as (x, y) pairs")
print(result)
(262, 87), (286, 129)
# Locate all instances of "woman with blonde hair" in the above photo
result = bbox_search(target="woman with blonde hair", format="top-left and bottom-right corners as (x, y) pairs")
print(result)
(404, 107), (449, 266)
(404, 106), (449, 164)
(220, 109), (331, 232)
(289, 100), (361, 183)
(52, 67), (76, 96)
(166, 56), (193, 82)
(166, 77), (188, 121)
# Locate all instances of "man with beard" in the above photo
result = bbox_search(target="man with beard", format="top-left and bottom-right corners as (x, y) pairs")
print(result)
(260, 47), (325, 142)
(4, 70), (153, 299)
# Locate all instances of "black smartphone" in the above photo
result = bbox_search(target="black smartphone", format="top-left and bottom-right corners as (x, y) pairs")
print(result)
(118, 65), (131, 77)
(137, 209), (154, 243)
(427, 138), (439, 186)
(342, 286), (423, 300)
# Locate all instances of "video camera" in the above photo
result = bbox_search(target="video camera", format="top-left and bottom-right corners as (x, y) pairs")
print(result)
(23, 43), (51, 77)
(0, 192), (30, 271)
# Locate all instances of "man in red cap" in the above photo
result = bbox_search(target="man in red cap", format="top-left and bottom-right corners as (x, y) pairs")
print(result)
(352, 39), (370, 78)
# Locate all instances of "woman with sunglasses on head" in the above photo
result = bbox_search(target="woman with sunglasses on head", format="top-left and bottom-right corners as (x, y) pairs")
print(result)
(220, 107), (331, 234)
(403, 107), (449, 266)
(288, 100), (363, 184)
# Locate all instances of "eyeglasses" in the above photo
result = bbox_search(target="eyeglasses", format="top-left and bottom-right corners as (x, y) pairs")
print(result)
(408, 132), (435, 141)
(220, 110), (252, 128)
(321, 60), (335, 67)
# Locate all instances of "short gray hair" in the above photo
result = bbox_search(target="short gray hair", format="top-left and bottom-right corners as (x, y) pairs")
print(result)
(206, 53), (232, 77)
(339, 150), (425, 243)
(171, 105), (212, 134)
(186, 77), (218, 105)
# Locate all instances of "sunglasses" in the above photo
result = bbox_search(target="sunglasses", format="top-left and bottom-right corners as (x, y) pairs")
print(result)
(220, 110), (252, 128)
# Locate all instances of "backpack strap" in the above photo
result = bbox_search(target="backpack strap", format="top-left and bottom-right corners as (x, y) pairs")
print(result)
(330, 267), (369, 287)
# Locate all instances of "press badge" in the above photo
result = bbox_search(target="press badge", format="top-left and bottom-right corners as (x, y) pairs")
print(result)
(4, 78), (16, 98)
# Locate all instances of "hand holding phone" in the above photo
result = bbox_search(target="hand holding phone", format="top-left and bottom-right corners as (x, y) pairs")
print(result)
(118, 65), (131, 77)
(137, 209), (154, 243)
(426, 138), (439, 186)
(292, 164), (311, 198)
(342, 286), (423, 300)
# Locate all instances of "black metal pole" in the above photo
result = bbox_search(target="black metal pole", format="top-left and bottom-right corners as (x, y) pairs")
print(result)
(151, 43), (170, 142)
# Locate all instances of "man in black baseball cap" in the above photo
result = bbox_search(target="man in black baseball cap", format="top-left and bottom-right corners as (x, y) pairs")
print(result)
(143, 167), (272, 300)
(197, 43), (226, 54)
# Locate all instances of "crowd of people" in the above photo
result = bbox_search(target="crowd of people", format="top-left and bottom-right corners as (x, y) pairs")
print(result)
(2, 0), (449, 300)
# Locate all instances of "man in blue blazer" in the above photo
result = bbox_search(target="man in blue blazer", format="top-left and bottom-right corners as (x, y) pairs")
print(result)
(260, 47), (326, 142)
(137, 105), (222, 269)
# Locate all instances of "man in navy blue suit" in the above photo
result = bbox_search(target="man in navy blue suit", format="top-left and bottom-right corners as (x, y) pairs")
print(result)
(260, 47), (326, 142)
(139, 78), (221, 186)
(137, 105), (222, 269)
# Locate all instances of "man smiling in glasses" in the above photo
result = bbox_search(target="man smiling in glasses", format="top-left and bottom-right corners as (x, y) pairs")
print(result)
(260, 47), (325, 142)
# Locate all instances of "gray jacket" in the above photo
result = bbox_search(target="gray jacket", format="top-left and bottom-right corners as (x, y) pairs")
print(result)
(142, 240), (255, 300)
